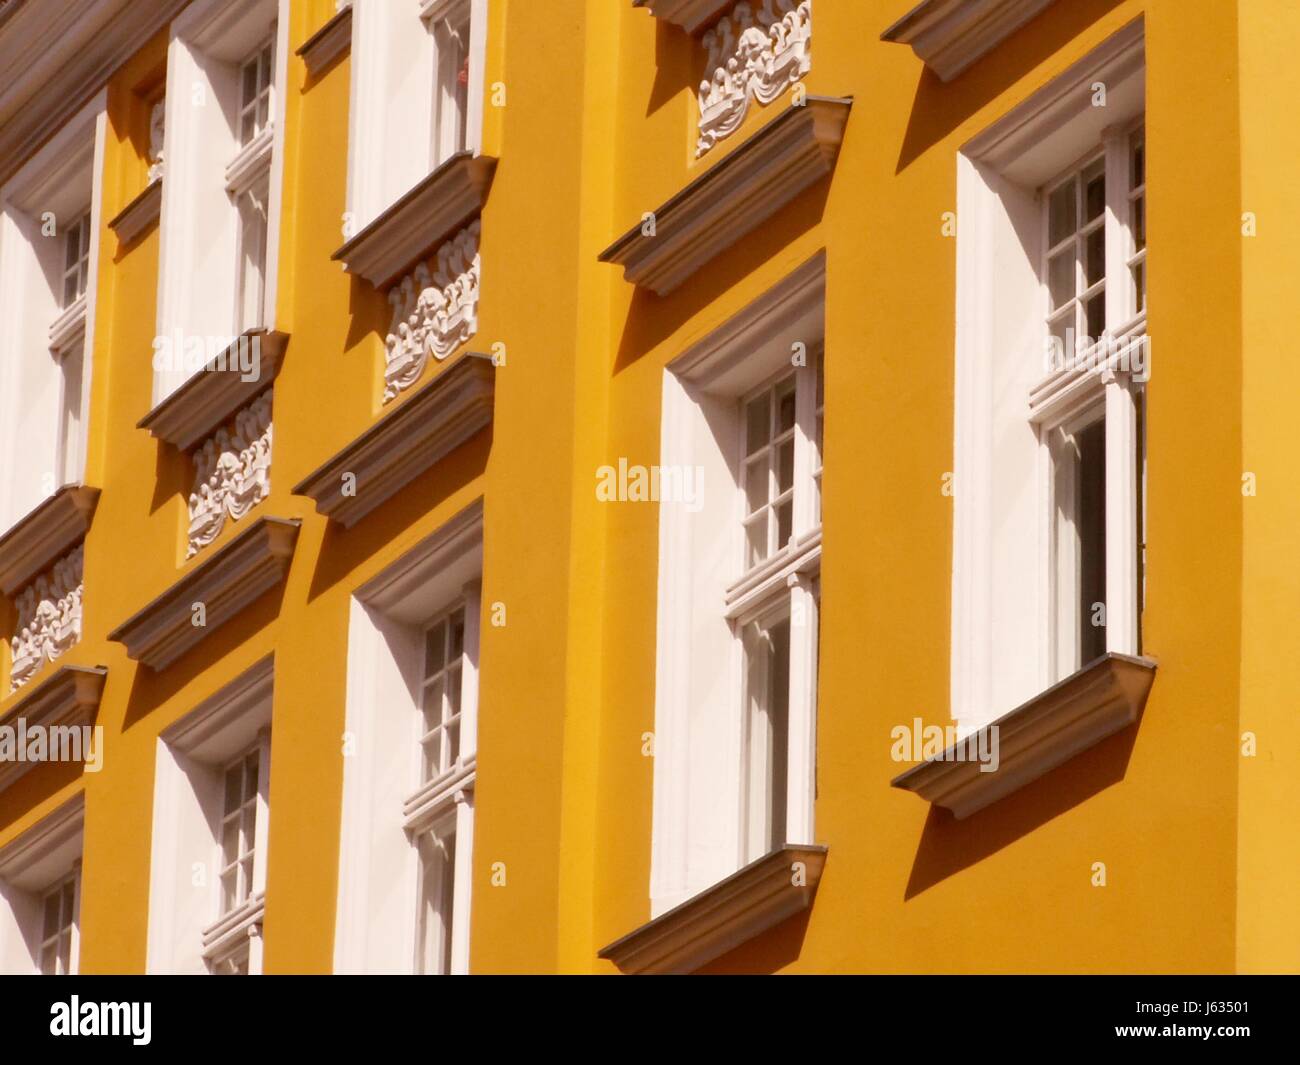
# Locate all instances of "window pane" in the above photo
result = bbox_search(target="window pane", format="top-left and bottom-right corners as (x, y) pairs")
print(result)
(1077, 419), (1107, 665)
(43, 891), (61, 939)
(776, 498), (792, 550)
(223, 765), (241, 814)
(777, 439), (794, 494)
(1048, 250), (1074, 311)
(1131, 134), (1145, 187)
(241, 59), (258, 107)
(1085, 290), (1106, 341)
(1048, 179), (1076, 246)
(1083, 159), (1105, 221)
(425, 621), (447, 675)
(1132, 260), (1146, 313)
(65, 223), (80, 270)
(745, 515), (768, 570)
(745, 395), (769, 452)
(776, 380), (796, 434)
(1132, 196), (1145, 252)
(744, 455), (769, 515)
(449, 611), (465, 660)
(1085, 226), (1106, 287)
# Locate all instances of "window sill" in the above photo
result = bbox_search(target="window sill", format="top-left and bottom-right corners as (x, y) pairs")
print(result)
(48, 295), (88, 353)
(880, 0), (1057, 82)
(332, 151), (497, 290)
(293, 352), (495, 528)
(891, 652), (1157, 819)
(0, 665), (106, 793)
(107, 178), (162, 248)
(0, 484), (99, 597)
(724, 527), (820, 620)
(138, 330), (288, 452)
(598, 844), (827, 974)
(296, 3), (352, 78)
(630, 0), (735, 34)
(402, 756), (476, 832)
(598, 96), (851, 296)
(202, 893), (265, 963)
(107, 517), (300, 671)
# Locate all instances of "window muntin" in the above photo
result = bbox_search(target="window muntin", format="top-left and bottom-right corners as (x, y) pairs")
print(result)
(742, 375), (797, 570)
(419, 604), (467, 785)
(238, 41), (275, 148)
(1128, 128), (1146, 316)
(61, 213), (91, 308)
(218, 750), (260, 916)
(38, 873), (78, 976)
(1052, 410), (1108, 674)
(233, 174), (269, 334)
(1045, 155), (1107, 354)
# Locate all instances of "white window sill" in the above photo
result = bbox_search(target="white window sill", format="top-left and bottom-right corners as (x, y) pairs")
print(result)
(402, 756), (476, 832)
(201, 893), (265, 963)
(225, 126), (274, 196)
(48, 296), (87, 354)
(724, 527), (821, 621)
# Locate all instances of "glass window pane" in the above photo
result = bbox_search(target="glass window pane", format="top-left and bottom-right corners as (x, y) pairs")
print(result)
(1131, 135), (1145, 187)
(43, 891), (61, 939)
(1085, 290), (1106, 341)
(745, 395), (769, 452)
(744, 455), (769, 515)
(423, 677), (445, 732)
(1048, 250), (1075, 311)
(1085, 226), (1106, 287)
(777, 439), (794, 494)
(244, 753), (259, 801)
(776, 381), (796, 433)
(1132, 260), (1146, 313)
(449, 612), (465, 660)
(1048, 179), (1077, 246)
(425, 621), (447, 675)
(223, 766), (241, 814)
(745, 516), (768, 569)
(1132, 196), (1145, 252)
(776, 499), (792, 550)
(1083, 159), (1105, 221)
(65, 224), (80, 270)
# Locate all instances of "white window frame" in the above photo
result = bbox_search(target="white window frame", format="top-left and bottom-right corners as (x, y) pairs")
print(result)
(346, 0), (488, 233)
(953, 21), (1146, 731)
(335, 501), (482, 974)
(652, 255), (824, 915)
(0, 92), (105, 533)
(0, 794), (85, 975)
(154, 0), (288, 404)
(147, 658), (273, 974)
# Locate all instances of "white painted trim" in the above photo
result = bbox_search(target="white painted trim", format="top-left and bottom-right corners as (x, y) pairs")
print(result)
(0, 793), (85, 975)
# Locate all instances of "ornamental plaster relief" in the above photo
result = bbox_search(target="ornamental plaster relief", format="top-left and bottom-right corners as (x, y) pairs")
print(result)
(186, 391), (273, 558)
(10, 547), (83, 692)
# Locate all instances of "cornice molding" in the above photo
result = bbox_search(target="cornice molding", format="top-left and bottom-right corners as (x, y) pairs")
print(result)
(599, 844), (828, 974)
(107, 178), (162, 247)
(891, 653), (1158, 819)
(138, 331), (288, 452)
(297, 2), (353, 77)
(881, 0), (1057, 82)
(0, 665), (106, 794)
(599, 96), (850, 296)
(293, 354), (495, 528)
(107, 517), (300, 672)
(0, 0), (189, 188)
(0, 484), (99, 598)
(332, 152), (496, 290)
(631, 0), (735, 35)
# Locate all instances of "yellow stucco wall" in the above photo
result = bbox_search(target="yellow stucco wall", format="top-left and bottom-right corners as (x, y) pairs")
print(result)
(0, 0), (1293, 974)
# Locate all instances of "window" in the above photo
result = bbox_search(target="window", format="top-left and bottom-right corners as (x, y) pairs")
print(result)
(39, 873), (80, 976)
(61, 213), (91, 308)
(154, 0), (285, 403)
(0, 796), (84, 975)
(147, 659), (273, 974)
(652, 255), (824, 915)
(953, 22), (1147, 729)
(0, 95), (102, 531)
(334, 503), (483, 974)
(346, 0), (488, 231)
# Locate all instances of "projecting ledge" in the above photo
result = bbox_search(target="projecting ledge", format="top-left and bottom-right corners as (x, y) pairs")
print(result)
(598, 96), (850, 297)
(598, 844), (827, 974)
(891, 652), (1157, 819)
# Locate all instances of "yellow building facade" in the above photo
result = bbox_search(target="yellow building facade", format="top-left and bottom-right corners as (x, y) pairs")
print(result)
(0, 0), (1296, 974)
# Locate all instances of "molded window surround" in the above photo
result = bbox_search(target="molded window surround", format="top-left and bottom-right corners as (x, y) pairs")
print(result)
(952, 19), (1146, 732)
(0, 794), (85, 975)
(334, 501), (482, 974)
(0, 92), (106, 534)
(154, 0), (289, 404)
(146, 657), (273, 974)
(346, 0), (488, 234)
(652, 254), (823, 916)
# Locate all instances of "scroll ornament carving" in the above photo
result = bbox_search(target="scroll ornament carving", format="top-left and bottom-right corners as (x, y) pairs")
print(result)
(9, 547), (84, 692)
(383, 220), (481, 402)
(697, 0), (812, 157)
(187, 392), (273, 558)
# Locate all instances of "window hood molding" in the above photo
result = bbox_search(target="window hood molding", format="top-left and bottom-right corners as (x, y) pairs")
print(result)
(598, 96), (851, 297)
(107, 178), (162, 248)
(297, 3), (353, 77)
(138, 330), (288, 452)
(630, 0), (736, 35)
(881, 0), (1057, 82)
(332, 152), (496, 290)
(599, 844), (827, 974)
(107, 517), (300, 671)
(0, 484), (100, 598)
(891, 653), (1157, 819)
(293, 353), (495, 528)
(0, 665), (106, 793)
